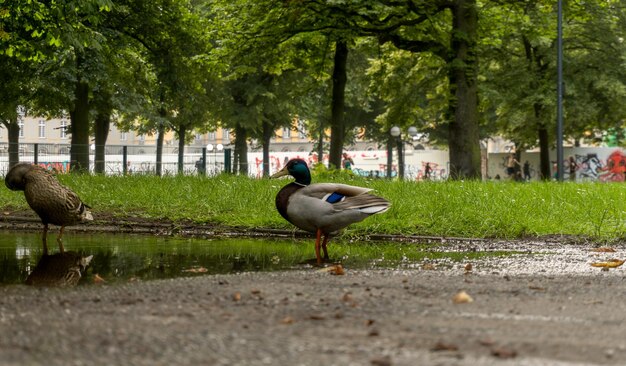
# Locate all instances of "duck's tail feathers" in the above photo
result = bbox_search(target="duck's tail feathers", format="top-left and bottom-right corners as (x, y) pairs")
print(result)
(335, 194), (391, 215)
(360, 205), (391, 215)
(80, 203), (94, 221)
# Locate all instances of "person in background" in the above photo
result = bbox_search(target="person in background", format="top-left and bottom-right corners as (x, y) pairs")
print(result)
(568, 156), (578, 181)
(424, 162), (432, 180)
(195, 157), (205, 175)
(506, 153), (520, 179)
(342, 152), (354, 170)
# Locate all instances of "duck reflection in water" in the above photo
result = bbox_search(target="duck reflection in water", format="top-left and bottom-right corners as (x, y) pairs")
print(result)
(26, 251), (93, 287)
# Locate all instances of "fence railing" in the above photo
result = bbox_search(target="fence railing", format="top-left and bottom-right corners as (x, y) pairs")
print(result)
(0, 143), (230, 176)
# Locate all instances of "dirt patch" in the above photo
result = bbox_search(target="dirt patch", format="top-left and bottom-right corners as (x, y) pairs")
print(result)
(0, 210), (609, 246)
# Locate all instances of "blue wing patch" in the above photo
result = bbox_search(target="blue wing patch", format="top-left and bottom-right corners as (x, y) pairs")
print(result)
(325, 192), (345, 203)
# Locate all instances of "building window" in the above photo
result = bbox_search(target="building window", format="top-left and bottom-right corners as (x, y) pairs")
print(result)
(208, 131), (216, 140)
(139, 134), (145, 142)
(60, 120), (67, 138)
(38, 120), (46, 138)
(195, 133), (202, 141)
(282, 127), (291, 138)
(222, 129), (229, 140)
(120, 131), (127, 141)
(18, 120), (24, 138)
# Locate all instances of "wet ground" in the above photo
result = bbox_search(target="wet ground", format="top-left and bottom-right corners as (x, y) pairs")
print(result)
(1, 215), (626, 365)
(2, 255), (626, 366)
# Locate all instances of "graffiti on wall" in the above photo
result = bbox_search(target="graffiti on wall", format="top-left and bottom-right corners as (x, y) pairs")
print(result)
(38, 161), (71, 173)
(549, 150), (626, 182)
(571, 150), (626, 182)
(491, 148), (625, 182)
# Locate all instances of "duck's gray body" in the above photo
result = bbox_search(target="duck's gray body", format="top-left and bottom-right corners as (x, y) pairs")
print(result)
(277, 182), (390, 235)
(272, 159), (390, 263)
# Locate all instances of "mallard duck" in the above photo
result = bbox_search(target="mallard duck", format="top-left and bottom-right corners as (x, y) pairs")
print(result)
(5, 163), (93, 255)
(271, 158), (391, 264)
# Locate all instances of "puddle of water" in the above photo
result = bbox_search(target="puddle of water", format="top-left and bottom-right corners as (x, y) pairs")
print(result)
(0, 230), (515, 285)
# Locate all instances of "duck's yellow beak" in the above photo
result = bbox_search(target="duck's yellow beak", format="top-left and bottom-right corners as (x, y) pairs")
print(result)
(270, 166), (289, 179)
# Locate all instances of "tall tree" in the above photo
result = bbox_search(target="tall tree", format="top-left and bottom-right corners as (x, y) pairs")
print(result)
(0, 0), (112, 170)
(0, 56), (35, 167)
(110, 0), (213, 175)
(356, 0), (481, 178)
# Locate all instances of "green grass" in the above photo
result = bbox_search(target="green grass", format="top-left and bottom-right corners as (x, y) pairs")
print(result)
(1, 172), (625, 241)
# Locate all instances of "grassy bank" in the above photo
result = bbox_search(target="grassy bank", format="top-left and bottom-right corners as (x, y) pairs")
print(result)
(1, 172), (624, 241)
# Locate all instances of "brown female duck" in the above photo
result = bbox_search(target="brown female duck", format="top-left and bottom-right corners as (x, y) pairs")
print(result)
(271, 159), (391, 264)
(5, 163), (93, 254)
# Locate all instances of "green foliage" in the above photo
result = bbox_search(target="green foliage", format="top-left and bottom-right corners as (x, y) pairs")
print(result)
(0, 0), (112, 61)
(4, 0), (626, 178)
(479, 0), (626, 148)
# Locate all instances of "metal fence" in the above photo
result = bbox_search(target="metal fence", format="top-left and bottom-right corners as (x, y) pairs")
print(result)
(0, 143), (229, 176)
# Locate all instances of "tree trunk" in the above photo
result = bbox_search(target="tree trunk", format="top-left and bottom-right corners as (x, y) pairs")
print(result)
(69, 76), (90, 173)
(538, 124), (551, 180)
(328, 40), (348, 170)
(5, 117), (20, 168)
(94, 106), (111, 174)
(262, 120), (273, 177)
(156, 124), (165, 176)
(234, 123), (248, 175)
(177, 124), (187, 174)
(316, 121), (324, 166)
(525, 37), (551, 181)
(447, 0), (481, 179)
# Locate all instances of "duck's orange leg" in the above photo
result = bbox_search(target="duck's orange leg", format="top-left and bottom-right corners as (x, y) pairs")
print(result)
(42, 224), (49, 255)
(314, 229), (323, 264)
(321, 235), (330, 261)
(57, 226), (65, 253)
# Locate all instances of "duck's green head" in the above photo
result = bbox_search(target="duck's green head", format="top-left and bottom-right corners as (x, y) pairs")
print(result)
(270, 158), (311, 185)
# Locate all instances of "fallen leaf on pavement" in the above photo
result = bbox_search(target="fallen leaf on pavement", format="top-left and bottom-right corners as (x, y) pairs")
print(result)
(370, 356), (392, 366)
(280, 316), (294, 324)
(452, 290), (473, 304)
(491, 347), (517, 359)
(316, 264), (345, 275)
(93, 274), (106, 284)
(232, 292), (241, 301)
(590, 259), (625, 268)
(422, 263), (436, 270)
(431, 341), (459, 351)
(591, 247), (616, 253)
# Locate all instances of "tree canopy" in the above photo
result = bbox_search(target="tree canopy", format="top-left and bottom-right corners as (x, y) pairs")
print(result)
(2, 0), (625, 178)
